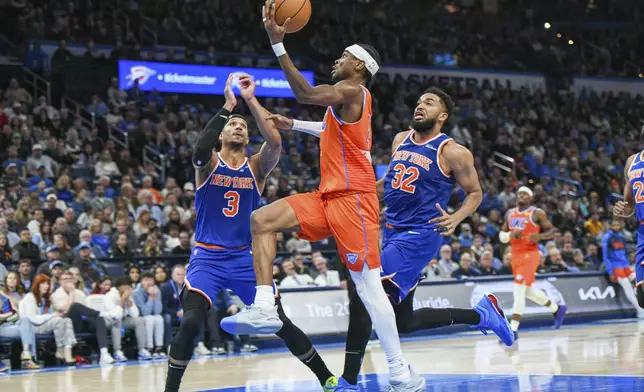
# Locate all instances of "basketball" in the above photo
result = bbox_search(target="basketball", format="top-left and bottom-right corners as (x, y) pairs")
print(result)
(273, 0), (312, 33)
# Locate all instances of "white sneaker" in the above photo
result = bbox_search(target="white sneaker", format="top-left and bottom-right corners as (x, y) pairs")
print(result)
(138, 349), (152, 360)
(113, 350), (128, 362)
(211, 347), (227, 355)
(194, 342), (211, 356)
(240, 344), (258, 353)
(388, 366), (426, 392)
(99, 352), (116, 365)
(220, 305), (283, 335)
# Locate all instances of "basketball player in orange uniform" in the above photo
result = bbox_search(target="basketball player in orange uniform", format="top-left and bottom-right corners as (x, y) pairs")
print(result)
(221, 1), (424, 390)
(499, 186), (567, 340)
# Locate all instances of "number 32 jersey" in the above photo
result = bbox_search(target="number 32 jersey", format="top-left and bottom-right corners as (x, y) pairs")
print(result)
(384, 131), (455, 229)
(194, 153), (261, 248)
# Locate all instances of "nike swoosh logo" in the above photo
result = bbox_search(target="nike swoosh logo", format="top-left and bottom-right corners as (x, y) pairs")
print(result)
(169, 364), (183, 369)
(408, 231), (420, 234)
(220, 115), (228, 119)
(399, 143), (409, 147)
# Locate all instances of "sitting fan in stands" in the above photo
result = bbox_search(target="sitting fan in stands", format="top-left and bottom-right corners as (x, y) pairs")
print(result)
(0, 291), (39, 371)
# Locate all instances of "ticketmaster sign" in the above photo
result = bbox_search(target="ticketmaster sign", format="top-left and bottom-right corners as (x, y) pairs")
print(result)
(266, 274), (634, 336)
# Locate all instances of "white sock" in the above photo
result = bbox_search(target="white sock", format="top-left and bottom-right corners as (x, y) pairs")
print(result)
(254, 285), (275, 309)
(350, 264), (410, 381)
(510, 319), (520, 332)
(526, 286), (558, 313)
(618, 278), (639, 309)
(100, 347), (109, 356)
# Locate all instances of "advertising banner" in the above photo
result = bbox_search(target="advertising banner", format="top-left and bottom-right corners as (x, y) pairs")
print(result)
(259, 274), (634, 337)
(572, 76), (644, 97)
(117, 60), (314, 98)
(378, 66), (547, 92)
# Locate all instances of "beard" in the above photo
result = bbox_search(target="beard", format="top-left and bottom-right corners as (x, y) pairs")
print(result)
(410, 117), (437, 133)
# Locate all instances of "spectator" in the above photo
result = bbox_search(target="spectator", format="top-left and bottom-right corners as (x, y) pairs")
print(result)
(35, 219), (54, 252)
(136, 190), (164, 225)
(133, 272), (166, 358)
(546, 249), (570, 273)
(143, 234), (162, 257)
(111, 218), (137, 250)
(72, 242), (107, 291)
(90, 185), (115, 212)
(55, 175), (73, 204)
(571, 249), (595, 271)
(94, 150), (121, 178)
(19, 274), (76, 365)
(584, 213), (604, 237)
(25, 144), (58, 178)
(17, 260), (33, 292)
(111, 233), (135, 260)
(127, 265), (142, 289)
(51, 271), (115, 365)
(171, 231), (191, 254)
(64, 209), (81, 247)
(458, 224), (473, 248)
(92, 276), (113, 295)
(312, 255), (340, 287)
(90, 219), (111, 255)
(279, 258), (314, 287)
(44, 194), (64, 225)
(68, 267), (89, 296)
(286, 232), (312, 254)
(435, 245), (459, 278)
(498, 251), (513, 275)
(75, 230), (108, 258)
(2, 271), (26, 309)
(96, 276), (151, 360)
(478, 250), (498, 276)
(0, 291), (39, 370)
(585, 243), (601, 269)
(87, 95), (109, 117)
(53, 234), (74, 263)
(0, 232), (13, 265)
(12, 229), (40, 262)
(161, 265), (185, 348)
(451, 253), (481, 280)
(0, 218), (19, 248)
(154, 265), (169, 286)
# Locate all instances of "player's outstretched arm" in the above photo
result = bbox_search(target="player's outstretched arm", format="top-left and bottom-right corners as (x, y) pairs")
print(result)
(262, 0), (362, 107)
(614, 153), (637, 218)
(429, 142), (482, 236)
(265, 113), (323, 138)
(193, 74), (237, 185)
(237, 74), (283, 179)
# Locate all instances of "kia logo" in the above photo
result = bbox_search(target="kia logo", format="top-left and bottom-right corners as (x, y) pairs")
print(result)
(578, 286), (615, 300)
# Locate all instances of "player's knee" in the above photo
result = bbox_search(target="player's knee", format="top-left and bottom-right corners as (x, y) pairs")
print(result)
(250, 209), (270, 235)
(178, 311), (202, 336)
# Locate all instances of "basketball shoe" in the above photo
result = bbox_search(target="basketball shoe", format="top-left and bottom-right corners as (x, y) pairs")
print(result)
(334, 377), (360, 391)
(323, 376), (339, 391)
(553, 304), (568, 329)
(221, 305), (282, 335)
(473, 293), (514, 346)
(388, 365), (426, 391)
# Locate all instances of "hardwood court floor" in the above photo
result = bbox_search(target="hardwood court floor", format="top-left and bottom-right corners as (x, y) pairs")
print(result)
(2, 320), (644, 391)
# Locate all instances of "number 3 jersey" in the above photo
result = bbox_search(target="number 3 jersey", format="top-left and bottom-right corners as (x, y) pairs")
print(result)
(194, 153), (261, 248)
(383, 131), (455, 229)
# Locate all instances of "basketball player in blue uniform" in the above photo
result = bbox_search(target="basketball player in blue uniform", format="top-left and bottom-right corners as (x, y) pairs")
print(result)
(265, 88), (513, 391)
(613, 129), (644, 310)
(164, 74), (337, 392)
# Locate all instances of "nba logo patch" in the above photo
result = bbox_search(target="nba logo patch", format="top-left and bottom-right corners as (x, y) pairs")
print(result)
(346, 253), (359, 264)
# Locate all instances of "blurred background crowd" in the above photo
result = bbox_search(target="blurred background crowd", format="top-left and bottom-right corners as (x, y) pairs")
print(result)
(0, 0), (642, 369)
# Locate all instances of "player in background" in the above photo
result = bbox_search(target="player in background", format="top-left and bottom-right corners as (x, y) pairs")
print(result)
(222, 2), (425, 390)
(499, 187), (567, 340)
(164, 74), (337, 392)
(613, 139), (644, 310)
(601, 218), (641, 313)
(266, 88), (514, 390)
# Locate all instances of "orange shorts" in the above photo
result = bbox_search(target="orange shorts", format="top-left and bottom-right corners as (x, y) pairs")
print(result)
(512, 250), (541, 287)
(286, 191), (380, 272)
(613, 267), (634, 279)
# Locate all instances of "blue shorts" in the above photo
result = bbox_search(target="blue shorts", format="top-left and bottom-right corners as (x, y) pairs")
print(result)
(380, 225), (442, 303)
(185, 245), (276, 307)
(636, 226), (644, 287)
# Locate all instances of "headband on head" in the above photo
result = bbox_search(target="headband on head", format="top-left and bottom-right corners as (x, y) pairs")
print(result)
(517, 186), (533, 197)
(345, 44), (379, 76)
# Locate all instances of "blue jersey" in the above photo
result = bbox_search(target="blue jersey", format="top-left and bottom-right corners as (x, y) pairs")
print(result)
(194, 154), (261, 248)
(601, 230), (629, 274)
(384, 131), (456, 229)
(628, 151), (644, 222)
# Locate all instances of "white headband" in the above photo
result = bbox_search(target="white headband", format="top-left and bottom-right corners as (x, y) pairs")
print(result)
(517, 186), (533, 197)
(345, 44), (379, 76)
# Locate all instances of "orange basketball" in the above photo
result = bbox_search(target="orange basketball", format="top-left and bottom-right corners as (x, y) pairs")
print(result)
(273, 0), (312, 33)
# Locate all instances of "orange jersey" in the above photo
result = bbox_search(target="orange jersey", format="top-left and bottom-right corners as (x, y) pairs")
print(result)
(319, 86), (376, 194)
(507, 206), (540, 253)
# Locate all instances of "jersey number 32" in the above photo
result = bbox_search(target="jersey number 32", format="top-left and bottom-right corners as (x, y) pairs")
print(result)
(391, 164), (420, 194)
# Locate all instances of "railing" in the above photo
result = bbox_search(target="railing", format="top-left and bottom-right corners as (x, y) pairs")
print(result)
(141, 24), (158, 46)
(61, 96), (96, 128)
(581, 41), (612, 71)
(108, 125), (129, 150)
(143, 145), (166, 184)
(492, 151), (515, 173)
(22, 66), (51, 104)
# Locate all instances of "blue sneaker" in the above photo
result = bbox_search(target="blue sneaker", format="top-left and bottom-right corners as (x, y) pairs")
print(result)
(221, 305), (283, 335)
(473, 293), (514, 346)
(554, 304), (568, 329)
(335, 377), (360, 391)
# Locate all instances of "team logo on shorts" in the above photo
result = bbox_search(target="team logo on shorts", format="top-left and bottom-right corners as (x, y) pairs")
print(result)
(346, 253), (359, 264)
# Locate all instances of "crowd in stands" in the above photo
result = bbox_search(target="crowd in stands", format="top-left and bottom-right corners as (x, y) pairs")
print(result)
(2, 0), (642, 77)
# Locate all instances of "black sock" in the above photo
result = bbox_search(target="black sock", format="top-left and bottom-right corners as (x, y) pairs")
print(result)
(449, 308), (481, 325)
(342, 283), (372, 385)
(342, 351), (366, 385)
(164, 362), (187, 392)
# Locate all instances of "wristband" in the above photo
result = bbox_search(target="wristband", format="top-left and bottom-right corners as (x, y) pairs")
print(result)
(272, 42), (286, 57)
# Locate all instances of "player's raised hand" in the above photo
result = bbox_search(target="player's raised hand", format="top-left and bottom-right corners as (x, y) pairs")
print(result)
(235, 73), (256, 101)
(224, 73), (237, 108)
(265, 113), (294, 131)
(263, 0), (290, 44)
(429, 203), (458, 236)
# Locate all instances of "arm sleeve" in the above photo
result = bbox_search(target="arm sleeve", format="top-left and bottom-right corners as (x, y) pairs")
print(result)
(192, 107), (232, 168)
(291, 120), (323, 138)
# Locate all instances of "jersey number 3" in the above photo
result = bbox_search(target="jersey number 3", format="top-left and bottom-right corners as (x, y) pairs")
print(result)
(391, 164), (420, 193)
(223, 191), (240, 217)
